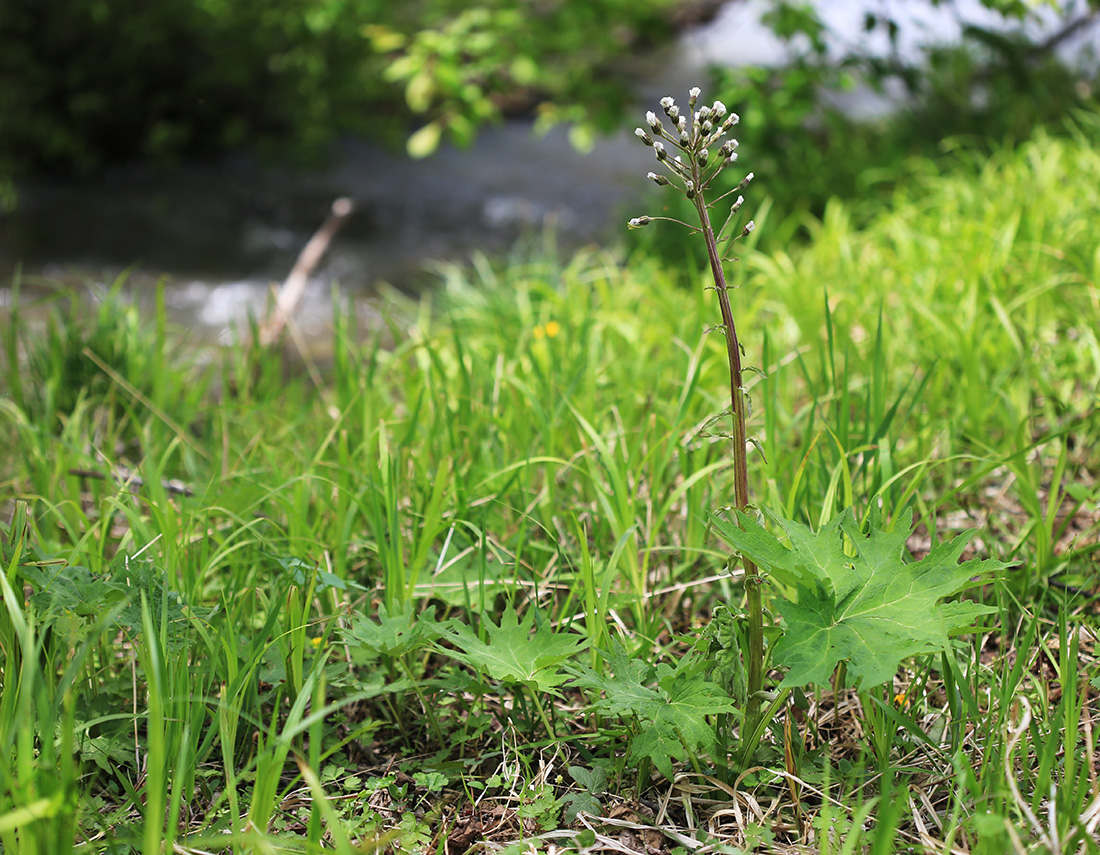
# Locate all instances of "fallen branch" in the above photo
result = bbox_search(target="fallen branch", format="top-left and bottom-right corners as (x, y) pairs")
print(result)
(257, 196), (355, 348)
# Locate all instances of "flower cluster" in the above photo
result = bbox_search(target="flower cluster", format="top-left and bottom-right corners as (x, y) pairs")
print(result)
(630, 87), (754, 238)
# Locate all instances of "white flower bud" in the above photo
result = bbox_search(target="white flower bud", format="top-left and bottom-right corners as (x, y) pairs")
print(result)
(646, 111), (661, 131)
(689, 86), (701, 100)
(653, 141), (667, 160)
(647, 171), (670, 186)
(660, 96), (675, 113)
(712, 101), (727, 117)
(741, 220), (755, 236)
(635, 128), (653, 146)
(628, 216), (652, 228)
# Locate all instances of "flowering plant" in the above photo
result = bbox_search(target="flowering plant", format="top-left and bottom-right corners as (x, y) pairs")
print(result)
(630, 89), (1002, 766)
(630, 88), (767, 747)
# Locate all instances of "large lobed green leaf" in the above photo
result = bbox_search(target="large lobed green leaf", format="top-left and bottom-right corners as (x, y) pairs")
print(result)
(572, 644), (738, 780)
(712, 508), (1004, 688)
(439, 605), (588, 694)
(343, 603), (451, 661)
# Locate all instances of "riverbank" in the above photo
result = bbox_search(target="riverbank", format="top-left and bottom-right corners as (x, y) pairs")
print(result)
(2, 125), (1098, 850)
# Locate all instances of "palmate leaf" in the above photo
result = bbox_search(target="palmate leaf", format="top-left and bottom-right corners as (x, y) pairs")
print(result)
(439, 605), (588, 694)
(342, 603), (450, 661)
(713, 507), (1004, 688)
(572, 644), (739, 779)
(15, 549), (210, 653)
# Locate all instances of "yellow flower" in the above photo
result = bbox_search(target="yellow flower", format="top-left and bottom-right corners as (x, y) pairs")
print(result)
(310, 636), (324, 649)
(544, 320), (561, 338)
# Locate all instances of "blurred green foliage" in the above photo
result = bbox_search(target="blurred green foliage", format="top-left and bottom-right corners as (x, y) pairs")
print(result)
(722, 0), (1099, 211)
(632, 0), (1099, 265)
(0, 0), (1096, 187)
(0, 0), (377, 172)
(0, 0), (678, 174)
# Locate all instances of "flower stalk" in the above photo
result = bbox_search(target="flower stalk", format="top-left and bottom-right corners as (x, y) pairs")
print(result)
(631, 88), (766, 761)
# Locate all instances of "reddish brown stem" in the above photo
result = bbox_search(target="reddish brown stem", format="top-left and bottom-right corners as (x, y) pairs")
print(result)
(689, 161), (765, 757)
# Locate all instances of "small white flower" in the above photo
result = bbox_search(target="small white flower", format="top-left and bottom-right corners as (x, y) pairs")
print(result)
(646, 111), (661, 130)
(628, 216), (652, 228)
(660, 96), (675, 110)
(689, 86), (701, 99)
(742, 220), (756, 235)
(712, 101), (727, 117)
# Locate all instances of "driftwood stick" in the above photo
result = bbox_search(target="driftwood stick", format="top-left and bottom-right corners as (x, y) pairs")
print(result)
(257, 196), (355, 348)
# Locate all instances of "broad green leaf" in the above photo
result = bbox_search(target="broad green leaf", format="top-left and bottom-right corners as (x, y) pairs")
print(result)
(572, 644), (738, 780)
(23, 560), (126, 618)
(629, 668), (739, 779)
(709, 513), (801, 588)
(561, 764), (607, 823)
(405, 70), (435, 113)
(17, 550), (209, 653)
(439, 605), (587, 694)
(407, 120), (442, 158)
(571, 642), (658, 716)
(715, 507), (1003, 688)
(567, 765), (608, 794)
(342, 603), (449, 660)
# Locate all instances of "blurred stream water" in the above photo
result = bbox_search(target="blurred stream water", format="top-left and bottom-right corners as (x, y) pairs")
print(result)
(0, 0), (1091, 346)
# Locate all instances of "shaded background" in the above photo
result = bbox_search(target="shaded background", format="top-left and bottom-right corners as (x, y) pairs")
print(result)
(1, 0), (1097, 340)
